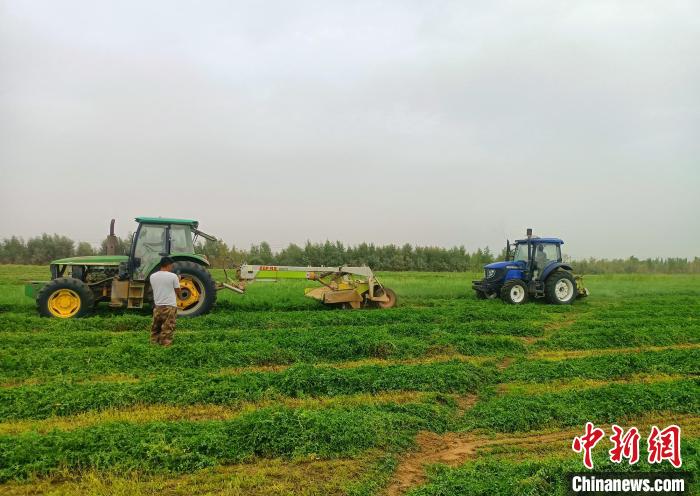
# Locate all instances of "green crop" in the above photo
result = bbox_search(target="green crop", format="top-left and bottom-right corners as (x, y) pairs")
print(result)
(0, 360), (497, 420)
(0, 324), (523, 382)
(0, 402), (456, 481)
(0, 268), (699, 493)
(504, 348), (700, 382)
(464, 379), (700, 433)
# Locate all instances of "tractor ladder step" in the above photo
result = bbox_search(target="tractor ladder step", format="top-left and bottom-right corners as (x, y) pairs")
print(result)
(127, 281), (146, 309)
(532, 281), (546, 298)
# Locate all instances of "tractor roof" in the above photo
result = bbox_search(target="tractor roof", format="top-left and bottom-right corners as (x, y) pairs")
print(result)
(135, 217), (199, 228)
(515, 237), (564, 244)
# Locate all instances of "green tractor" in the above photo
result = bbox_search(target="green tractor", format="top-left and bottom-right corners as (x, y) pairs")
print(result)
(26, 218), (219, 318)
(25, 217), (397, 318)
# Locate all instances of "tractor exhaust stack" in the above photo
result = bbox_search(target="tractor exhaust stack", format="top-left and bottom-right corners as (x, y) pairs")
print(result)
(104, 219), (119, 256)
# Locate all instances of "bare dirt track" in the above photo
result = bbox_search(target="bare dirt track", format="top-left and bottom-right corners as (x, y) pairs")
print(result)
(386, 414), (700, 495)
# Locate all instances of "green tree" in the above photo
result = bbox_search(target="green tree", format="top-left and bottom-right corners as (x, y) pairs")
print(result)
(248, 242), (274, 264)
(26, 234), (74, 264)
(277, 243), (304, 265)
(76, 242), (95, 256)
(196, 238), (235, 268)
(0, 236), (27, 264)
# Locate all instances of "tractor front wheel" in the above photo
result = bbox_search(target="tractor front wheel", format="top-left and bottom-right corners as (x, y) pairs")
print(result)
(171, 261), (217, 317)
(500, 280), (529, 305)
(37, 277), (95, 318)
(545, 270), (577, 305)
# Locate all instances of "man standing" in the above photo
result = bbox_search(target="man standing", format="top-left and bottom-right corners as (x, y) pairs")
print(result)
(149, 257), (181, 346)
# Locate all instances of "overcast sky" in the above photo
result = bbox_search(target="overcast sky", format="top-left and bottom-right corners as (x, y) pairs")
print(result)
(1, 0), (698, 259)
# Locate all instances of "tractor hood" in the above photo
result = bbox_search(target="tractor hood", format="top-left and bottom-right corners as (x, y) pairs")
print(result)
(484, 260), (525, 270)
(50, 255), (129, 266)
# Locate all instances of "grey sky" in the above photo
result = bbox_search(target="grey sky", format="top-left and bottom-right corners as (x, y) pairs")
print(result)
(1, 0), (698, 259)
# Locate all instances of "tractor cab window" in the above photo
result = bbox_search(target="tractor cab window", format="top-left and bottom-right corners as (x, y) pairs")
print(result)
(534, 243), (560, 270)
(512, 242), (561, 266)
(512, 243), (529, 262)
(133, 224), (167, 280)
(170, 225), (194, 253)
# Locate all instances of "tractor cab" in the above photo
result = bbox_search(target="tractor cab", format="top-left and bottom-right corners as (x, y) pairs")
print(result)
(129, 217), (210, 280)
(472, 229), (588, 305)
(510, 237), (563, 281)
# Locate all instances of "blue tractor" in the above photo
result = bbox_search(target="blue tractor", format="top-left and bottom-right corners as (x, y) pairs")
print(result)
(472, 229), (589, 304)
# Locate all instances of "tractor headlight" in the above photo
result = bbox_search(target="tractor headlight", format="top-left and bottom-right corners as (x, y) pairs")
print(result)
(486, 269), (497, 279)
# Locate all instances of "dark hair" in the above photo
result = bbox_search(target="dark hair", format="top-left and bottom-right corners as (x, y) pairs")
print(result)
(160, 256), (175, 267)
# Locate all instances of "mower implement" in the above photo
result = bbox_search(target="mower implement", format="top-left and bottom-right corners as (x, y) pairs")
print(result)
(231, 264), (397, 309)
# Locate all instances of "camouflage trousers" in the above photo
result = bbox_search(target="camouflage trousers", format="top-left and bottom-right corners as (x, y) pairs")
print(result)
(151, 306), (177, 346)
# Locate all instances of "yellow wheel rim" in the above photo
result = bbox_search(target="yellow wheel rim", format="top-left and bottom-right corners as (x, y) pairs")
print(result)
(48, 289), (81, 318)
(177, 277), (201, 310)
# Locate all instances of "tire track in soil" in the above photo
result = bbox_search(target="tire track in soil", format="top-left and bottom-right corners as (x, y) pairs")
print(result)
(385, 414), (700, 496)
(385, 430), (570, 496)
(520, 311), (583, 345)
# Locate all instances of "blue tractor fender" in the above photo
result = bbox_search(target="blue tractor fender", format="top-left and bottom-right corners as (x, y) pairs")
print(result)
(541, 262), (574, 281)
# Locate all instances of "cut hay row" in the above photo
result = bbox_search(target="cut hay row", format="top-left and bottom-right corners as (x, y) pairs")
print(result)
(0, 360), (496, 421)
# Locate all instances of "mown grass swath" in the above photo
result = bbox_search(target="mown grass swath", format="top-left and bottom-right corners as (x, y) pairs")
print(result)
(504, 348), (700, 383)
(0, 361), (497, 420)
(464, 379), (700, 433)
(0, 402), (457, 481)
(0, 325), (523, 381)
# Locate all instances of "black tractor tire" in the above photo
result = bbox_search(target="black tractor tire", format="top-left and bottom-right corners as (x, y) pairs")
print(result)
(372, 287), (398, 309)
(545, 270), (578, 305)
(500, 279), (529, 305)
(171, 261), (217, 317)
(37, 277), (95, 318)
(475, 290), (487, 300)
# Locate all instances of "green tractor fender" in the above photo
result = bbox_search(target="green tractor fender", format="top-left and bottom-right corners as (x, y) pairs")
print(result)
(170, 253), (210, 266)
(140, 253), (210, 279)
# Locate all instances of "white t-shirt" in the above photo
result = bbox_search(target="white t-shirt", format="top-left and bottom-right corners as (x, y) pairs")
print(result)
(150, 271), (180, 307)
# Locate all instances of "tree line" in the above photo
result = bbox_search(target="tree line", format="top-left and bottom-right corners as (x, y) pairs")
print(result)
(1, 233), (699, 274)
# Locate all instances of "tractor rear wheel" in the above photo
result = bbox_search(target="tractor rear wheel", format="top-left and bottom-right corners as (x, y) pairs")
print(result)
(37, 277), (95, 318)
(500, 280), (529, 305)
(545, 270), (577, 305)
(171, 261), (217, 317)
